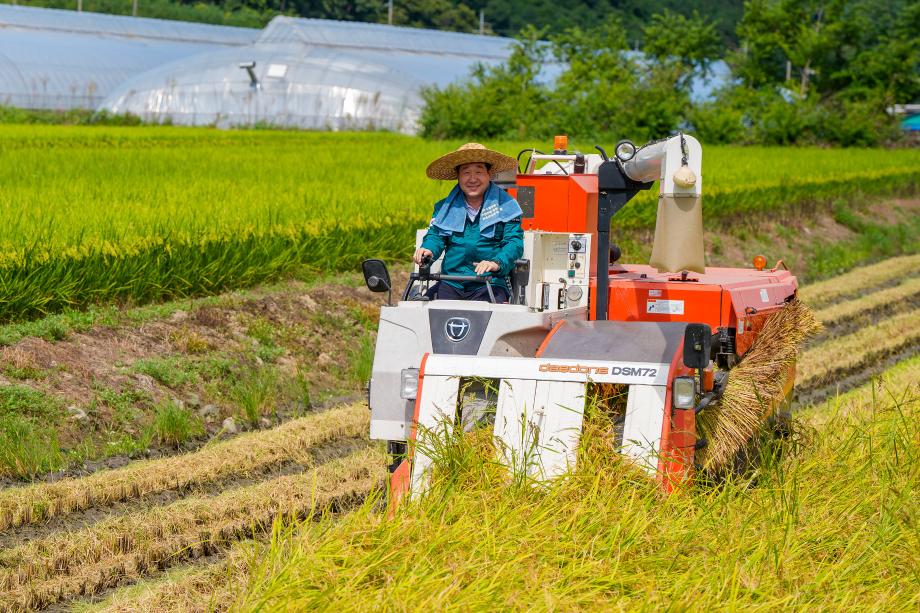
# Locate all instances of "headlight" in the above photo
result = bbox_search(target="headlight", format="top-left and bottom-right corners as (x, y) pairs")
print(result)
(567, 285), (583, 303)
(615, 140), (637, 162)
(672, 376), (696, 409)
(400, 368), (419, 400)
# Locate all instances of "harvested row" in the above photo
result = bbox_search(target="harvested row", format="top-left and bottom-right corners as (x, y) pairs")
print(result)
(0, 403), (369, 532)
(798, 253), (920, 308)
(803, 355), (920, 427)
(797, 307), (920, 390)
(812, 275), (920, 329)
(87, 549), (250, 613)
(0, 446), (385, 612)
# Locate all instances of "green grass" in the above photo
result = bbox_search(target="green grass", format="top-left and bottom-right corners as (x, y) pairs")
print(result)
(806, 202), (920, 280)
(0, 386), (64, 478)
(245, 318), (286, 363)
(1, 362), (47, 380)
(0, 415), (65, 478)
(348, 335), (376, 387)
(86, 386), (149, 432)
(231, 370), (919, 610)
(0, 384), (62, 420)
(151, 401), (204, 448)
(230, 368), (278, 427)
(131, 356), (199, 389)
(0, 126), (916, 322)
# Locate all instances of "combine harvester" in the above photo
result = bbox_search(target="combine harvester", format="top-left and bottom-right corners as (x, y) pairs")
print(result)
(362, 134), (813, 499)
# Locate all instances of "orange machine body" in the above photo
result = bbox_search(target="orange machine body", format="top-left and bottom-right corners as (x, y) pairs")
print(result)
(509, 171), (798, 359)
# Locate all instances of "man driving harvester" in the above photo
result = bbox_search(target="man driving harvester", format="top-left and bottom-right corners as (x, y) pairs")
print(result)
(413, 143), (524, 303)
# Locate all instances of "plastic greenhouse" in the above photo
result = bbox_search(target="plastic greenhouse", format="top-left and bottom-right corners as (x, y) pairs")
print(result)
(0, 5), (255, 110)
(1, 6), (517, 133)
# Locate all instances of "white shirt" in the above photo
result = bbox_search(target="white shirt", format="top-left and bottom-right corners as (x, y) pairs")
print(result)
(464, 197), (481, 221)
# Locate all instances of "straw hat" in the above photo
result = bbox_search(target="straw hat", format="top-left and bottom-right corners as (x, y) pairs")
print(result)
(426, 143), (517, 180)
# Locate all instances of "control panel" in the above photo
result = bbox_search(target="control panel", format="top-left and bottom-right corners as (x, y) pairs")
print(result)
(523, 231), (592, 312)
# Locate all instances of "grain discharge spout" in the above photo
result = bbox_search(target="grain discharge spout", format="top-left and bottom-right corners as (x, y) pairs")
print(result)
(621, 134), (705, 274)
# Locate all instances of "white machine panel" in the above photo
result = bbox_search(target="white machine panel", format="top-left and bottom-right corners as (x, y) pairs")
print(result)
(621, 385), (667, 474)
(407, 354), (670, 495)
(410, 374), (460, 496)
(493, 378), (538, 474)
(530, 380), (588, 479)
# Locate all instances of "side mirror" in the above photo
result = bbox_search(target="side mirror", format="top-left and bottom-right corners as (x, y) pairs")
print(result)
(362, 259), (391, 294)
(683, 323), (712, 369)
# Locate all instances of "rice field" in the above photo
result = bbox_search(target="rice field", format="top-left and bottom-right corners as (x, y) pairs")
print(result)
(799, 253), (920, 307)
(0, 254), (914, 611)
(0, 126), (917, 321)
(0, 448), (384, 611)
(0, 403), (369, 531)
(0, 124), (918, 609)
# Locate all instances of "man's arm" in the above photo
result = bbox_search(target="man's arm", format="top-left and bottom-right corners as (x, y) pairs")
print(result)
(492, 218), (524, 276)
(419, 227), (446, 261)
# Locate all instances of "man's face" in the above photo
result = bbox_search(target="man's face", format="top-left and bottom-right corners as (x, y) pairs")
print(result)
(457, 163), (490, 201)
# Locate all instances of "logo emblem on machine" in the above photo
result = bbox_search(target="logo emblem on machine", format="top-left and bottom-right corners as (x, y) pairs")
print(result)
(444, 317), (471, 342)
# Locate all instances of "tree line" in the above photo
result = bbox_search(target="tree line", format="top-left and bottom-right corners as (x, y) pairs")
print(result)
(7, 0), (741, 42)
(421, 0), (919, 146)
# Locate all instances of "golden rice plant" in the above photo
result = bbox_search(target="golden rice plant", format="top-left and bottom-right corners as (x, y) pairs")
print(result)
(225, 363), (918, 611)
(0, 125), (917, 321)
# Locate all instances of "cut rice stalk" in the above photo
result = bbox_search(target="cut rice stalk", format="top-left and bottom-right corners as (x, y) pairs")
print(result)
(696, 300), (821, 472)
(0, 447), (384, 611)
(797, 307), (920, 388)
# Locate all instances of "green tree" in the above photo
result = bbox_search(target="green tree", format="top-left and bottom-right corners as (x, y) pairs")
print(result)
(732, 0), (918, 102)
(390, 0), (480, 31)
(419, 26), (549, 139)
(642, 10), (722, 77)
(319, 0), (384, 22)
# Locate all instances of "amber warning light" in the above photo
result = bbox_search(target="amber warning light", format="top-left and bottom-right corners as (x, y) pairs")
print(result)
(553, 135), (568, 154)
(753, 255), (767, 271)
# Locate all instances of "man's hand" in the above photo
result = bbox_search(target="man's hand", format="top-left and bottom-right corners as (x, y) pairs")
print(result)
(414, 248), (433, 265)
(474, 261), (500, 275)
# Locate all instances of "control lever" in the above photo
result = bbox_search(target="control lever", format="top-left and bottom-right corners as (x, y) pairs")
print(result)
(418, 254), (433, 280)
(511, 259), (530, 305)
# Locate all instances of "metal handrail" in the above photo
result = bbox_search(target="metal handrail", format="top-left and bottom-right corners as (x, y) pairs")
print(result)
(403, 271), (496, 303)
